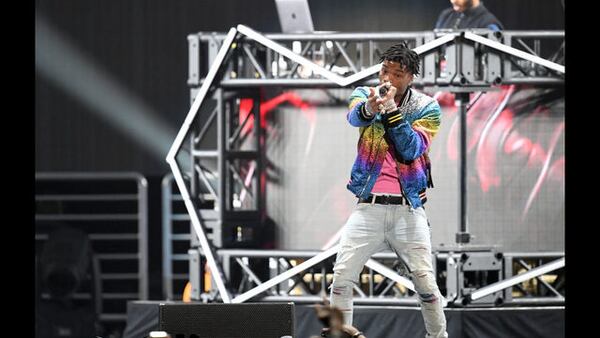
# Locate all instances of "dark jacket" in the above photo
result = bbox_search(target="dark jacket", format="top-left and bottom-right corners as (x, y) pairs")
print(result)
(435, 3), (504, 31)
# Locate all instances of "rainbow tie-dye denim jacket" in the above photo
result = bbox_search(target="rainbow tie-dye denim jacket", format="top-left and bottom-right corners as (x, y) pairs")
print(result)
(346, 86), (441, 208)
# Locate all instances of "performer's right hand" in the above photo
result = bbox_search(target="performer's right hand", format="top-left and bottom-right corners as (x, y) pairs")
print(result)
(367, 84), (397, 114)
(366, 87), (380, 114)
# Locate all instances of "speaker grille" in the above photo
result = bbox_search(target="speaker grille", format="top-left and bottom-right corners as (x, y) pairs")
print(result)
(159, 302), (295, 338)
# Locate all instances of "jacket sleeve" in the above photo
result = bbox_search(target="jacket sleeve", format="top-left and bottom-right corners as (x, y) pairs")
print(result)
(346, 87), (376, 127)
(383, 100), (441, 161)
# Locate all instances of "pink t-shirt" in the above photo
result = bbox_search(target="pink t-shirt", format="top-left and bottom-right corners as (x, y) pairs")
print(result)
(371, 147), (401, 194)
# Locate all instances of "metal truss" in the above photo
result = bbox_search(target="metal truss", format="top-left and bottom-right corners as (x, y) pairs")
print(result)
(435, 249), (564, 306)
(167, 27), (238, 303)
(496, 252), (565, 305)
(468, 257), (564, 304)
(167, 24), (565, 304)
(196, 248), (423, 305)
(190, 247), (563, 307)
(188, 28), (564, 88)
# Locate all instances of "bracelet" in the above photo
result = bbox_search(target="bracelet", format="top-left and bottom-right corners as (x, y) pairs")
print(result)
(382, 99), (397, 112)
(361, 102), (374, 119)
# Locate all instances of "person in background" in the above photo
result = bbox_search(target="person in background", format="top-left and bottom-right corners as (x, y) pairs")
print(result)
(435, 0), (503, 31)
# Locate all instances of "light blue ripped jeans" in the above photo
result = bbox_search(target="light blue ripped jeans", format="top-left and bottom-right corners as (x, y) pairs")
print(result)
(330, 202), (448, 338)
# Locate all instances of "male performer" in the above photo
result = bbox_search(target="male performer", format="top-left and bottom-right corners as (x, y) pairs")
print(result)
(329, 42), (448, 337)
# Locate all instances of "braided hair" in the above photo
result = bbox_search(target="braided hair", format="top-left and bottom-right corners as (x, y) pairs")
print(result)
(379, 41), (420, 76)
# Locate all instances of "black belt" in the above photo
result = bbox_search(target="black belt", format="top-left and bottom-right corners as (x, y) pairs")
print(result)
(358, 194), (407, 205)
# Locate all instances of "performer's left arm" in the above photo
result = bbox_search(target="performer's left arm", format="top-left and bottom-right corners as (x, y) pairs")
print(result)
(382, 102), (441, 161)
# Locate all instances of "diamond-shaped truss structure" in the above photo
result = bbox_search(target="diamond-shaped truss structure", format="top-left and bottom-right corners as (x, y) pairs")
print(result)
(167, 25), (564, 304)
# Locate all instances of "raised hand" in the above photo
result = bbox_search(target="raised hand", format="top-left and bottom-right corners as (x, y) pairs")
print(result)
(377, 82), (398, 114)
(363, 87), (379, 117)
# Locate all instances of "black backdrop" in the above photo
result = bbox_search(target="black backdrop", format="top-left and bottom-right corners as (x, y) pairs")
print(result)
(36, 0), (565, 174)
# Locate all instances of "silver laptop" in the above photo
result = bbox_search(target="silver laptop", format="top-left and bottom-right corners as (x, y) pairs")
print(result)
(275, 0), (315, 33)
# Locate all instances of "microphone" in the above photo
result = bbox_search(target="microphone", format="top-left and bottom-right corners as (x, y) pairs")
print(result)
(376, 84), (388, 98)
(379, 85), (388, 97)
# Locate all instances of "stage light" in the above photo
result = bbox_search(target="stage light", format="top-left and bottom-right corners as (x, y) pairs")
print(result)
(39, 227), (92, 299)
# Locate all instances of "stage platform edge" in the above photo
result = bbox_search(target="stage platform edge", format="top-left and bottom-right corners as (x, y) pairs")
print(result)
(123, 300), (564, 338)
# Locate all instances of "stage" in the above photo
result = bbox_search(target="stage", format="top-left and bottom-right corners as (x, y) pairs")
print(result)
(123, 301), (564, 338)
(34, 3), (565, 337)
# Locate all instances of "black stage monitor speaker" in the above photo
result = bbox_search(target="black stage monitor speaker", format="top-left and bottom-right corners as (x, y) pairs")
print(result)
(159, 302), (295, 338)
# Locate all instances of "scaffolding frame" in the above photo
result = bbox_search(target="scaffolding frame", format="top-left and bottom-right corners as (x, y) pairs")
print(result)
(166, 25), (564, 304)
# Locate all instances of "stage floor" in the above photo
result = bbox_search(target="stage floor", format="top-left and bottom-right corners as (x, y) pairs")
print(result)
(123, 300), (564, 338)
